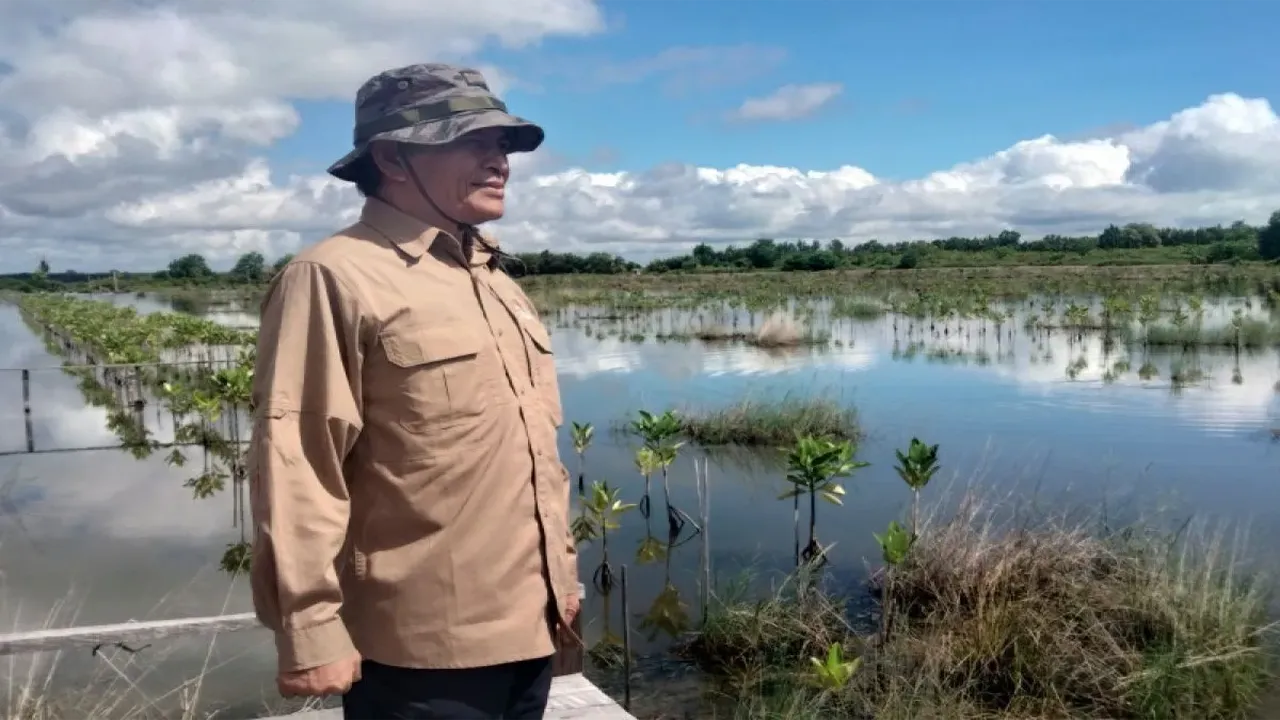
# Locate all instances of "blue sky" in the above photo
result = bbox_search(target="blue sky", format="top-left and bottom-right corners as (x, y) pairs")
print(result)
(5, 0), (1280, 270)
(270, 1), (1280, 182)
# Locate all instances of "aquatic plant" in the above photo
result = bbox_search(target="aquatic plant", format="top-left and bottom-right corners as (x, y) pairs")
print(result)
(780, 436), (864, 568)
(570, 421), (594, 494)
(577, 481), (636, 595)
(892, 437), (940, 538)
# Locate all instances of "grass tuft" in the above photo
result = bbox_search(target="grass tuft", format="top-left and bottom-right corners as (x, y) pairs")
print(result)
(683, 496), (1276, 719)
(679, 397), (861, 447)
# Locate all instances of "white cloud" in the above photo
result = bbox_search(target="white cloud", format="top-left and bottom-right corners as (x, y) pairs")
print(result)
(0, 2), (1279, 271)
(729, 82), (843, 122)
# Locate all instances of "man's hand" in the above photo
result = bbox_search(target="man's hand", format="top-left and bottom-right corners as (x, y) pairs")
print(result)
(564, 592), (581, 625)
(558, 592), (582, 647)
(277, 653), (363, 697)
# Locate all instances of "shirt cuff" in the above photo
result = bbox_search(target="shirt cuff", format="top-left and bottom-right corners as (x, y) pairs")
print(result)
(274, 616), (357, 673)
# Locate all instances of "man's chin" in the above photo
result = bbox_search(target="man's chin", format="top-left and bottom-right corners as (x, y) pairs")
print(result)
(463, 202), (505, 225)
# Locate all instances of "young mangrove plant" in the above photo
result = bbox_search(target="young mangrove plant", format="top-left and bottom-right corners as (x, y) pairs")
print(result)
(809, 642), (861, 692)
(630, 409), (698, 535)
(872, 519), (915, 645)
(781, 435), (866, 568)
(634, 445), (659, 519)
(577, 480), (636, 595)
(893, 437), (940, 539)
(570, 420), (594, 494)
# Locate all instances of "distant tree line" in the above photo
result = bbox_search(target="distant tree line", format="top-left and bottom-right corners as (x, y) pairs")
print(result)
(643, 213), (1280, 273)
(2, 213), (1277, 292)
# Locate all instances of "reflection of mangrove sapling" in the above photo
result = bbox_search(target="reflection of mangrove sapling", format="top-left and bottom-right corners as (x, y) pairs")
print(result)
(639, 518), (693, 642)
(159, 355), (255, 574)
(570, 421), (594, 494)
(781, 436), (865, 568)
(893, 437), (940, 538)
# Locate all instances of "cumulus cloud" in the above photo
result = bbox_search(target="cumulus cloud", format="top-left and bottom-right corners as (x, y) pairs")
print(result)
(729, 82), (844, 122)
(0, 1), (1279, 271)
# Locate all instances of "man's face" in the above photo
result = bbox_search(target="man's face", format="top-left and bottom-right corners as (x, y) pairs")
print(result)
(406, 128), (511, 224)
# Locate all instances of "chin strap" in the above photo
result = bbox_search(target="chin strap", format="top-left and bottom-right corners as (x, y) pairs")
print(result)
(396, 145), (518, 272)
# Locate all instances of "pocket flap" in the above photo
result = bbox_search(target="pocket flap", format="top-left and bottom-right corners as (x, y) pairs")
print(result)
(381, 325), (483, 368)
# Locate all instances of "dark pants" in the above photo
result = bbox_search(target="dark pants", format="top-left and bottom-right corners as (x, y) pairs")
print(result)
(342, 655), (554, 719)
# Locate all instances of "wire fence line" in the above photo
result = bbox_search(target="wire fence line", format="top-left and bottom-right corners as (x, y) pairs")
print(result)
(2, 359), (247, 458)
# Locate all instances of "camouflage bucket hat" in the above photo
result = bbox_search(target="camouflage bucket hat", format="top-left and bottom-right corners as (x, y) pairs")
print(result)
(327, 63), (544, 182)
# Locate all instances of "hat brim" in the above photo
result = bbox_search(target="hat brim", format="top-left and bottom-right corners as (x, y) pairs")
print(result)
(327, 110), (544, 182)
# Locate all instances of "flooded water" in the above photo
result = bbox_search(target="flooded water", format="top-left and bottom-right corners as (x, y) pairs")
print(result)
(1, 289), (1278, 717)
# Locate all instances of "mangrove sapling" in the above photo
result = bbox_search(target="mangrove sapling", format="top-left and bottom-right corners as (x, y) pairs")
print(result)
(809, 642), (861, 692)
(630, 408), (704, 534)
(781, 436), (865, 568)
(654, 441), (692, 538)
(634, 446), (659, 519)
(630, 409), (681, 518)
(893, 438), (940, 539)
(1138, 293), (1160, 349)
(579, 481), (637, 594)
(872, 520), (915, 646)
(570, 421), (594, 494)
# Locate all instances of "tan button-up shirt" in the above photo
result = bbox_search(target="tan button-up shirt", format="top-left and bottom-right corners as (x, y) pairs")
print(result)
(248, 197), (577, 673)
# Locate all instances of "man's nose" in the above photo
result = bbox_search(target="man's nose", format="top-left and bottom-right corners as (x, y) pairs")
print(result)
(487, 152), (509, 174)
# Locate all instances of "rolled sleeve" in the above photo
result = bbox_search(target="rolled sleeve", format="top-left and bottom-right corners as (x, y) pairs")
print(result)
(248, 261), (366, 673)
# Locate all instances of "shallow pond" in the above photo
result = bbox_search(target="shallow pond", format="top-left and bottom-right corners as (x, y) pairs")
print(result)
(1, 290), (1278, 717)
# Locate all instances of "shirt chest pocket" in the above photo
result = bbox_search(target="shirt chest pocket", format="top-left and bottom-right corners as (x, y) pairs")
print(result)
(515, 316), (563, 427)
(379, 324), (495, 432)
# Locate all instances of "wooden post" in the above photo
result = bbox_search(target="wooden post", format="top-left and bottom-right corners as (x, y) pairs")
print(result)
(22, 369), (34, 453)
(620, 565), (632, 711)
(551, 582), (586, 677)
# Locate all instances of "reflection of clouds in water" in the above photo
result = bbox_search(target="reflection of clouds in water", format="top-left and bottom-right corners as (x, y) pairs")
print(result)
(0, 309), (233, 543)
(550, 329), (879, 380)
(971, 332), (1280, 435)
(550, 314), (1278, 438)
(701, 344), (877, 377)
(3, 389), (234, 543)
(820, 311), (1280, 437)
(552, 334), (643, 378)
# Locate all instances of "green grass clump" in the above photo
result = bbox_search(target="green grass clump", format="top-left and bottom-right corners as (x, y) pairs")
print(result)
(1140, 318), (1279, 349)
(684, 502), (1275, 719)
(680, 398), (860, 447)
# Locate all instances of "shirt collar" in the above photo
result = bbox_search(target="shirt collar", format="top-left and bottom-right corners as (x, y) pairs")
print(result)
(359, 197), (500, 270)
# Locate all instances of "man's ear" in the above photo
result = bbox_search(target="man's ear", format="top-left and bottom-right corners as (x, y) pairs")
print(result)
(369, 141), (407, 183)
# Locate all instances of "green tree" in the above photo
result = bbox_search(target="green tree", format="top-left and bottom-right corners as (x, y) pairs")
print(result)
(271, 254), (295, 277)
(230, 251), (266, 283)
(1258, 210), (1280, 261)
(167, 254), (213, 280)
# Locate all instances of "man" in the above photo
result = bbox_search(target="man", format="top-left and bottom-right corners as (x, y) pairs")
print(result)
(248, 63), (579, 719)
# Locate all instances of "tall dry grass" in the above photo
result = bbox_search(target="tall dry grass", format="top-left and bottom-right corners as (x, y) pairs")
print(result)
(2, 576), (318, 720)
(683, 493), (1276, 719)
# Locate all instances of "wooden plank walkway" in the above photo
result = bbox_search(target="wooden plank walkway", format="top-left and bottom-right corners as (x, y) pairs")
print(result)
(0, 581), (636, 719)
(261, 673), (633, 719)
